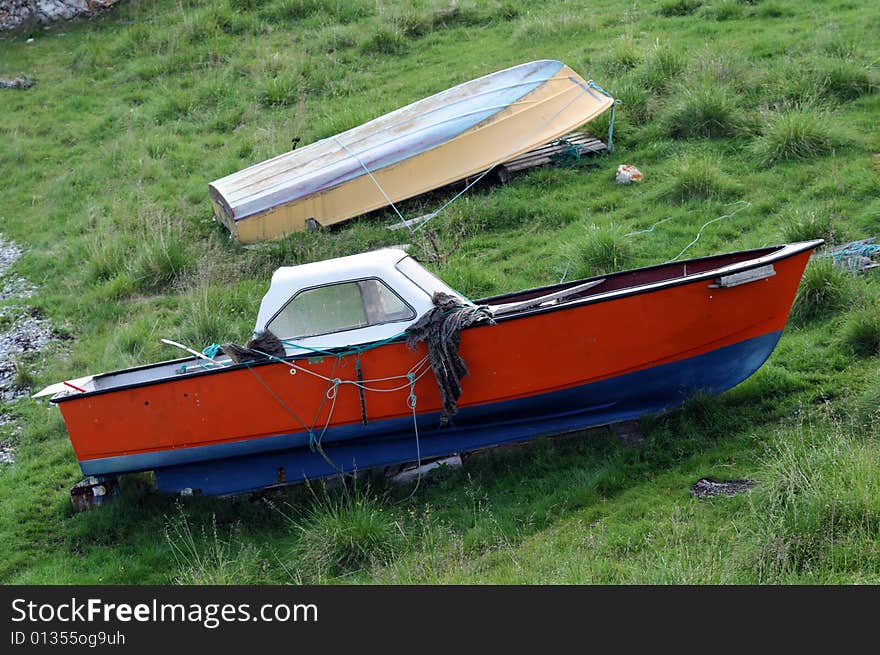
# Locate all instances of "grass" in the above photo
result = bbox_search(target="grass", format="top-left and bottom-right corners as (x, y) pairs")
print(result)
(562, 223), (634, 279)
(1, 0), (879, 585)
(790, 259), (856, 324)
(841, 303), (880, 358)
(753, 110), (841, 166)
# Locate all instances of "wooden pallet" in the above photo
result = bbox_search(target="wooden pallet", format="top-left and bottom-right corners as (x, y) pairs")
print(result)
(388, 132), (607, 230)
(501, 132), (607, 174)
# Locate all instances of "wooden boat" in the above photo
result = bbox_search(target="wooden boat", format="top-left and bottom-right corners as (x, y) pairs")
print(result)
(38, 240), (821, 496)
(209, 60), (614, 242)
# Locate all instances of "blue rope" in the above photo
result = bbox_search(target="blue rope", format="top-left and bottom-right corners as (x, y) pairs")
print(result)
(816, 242), (880, 272)
(281, 330), (409, 358)
(587, 81), (619, 153)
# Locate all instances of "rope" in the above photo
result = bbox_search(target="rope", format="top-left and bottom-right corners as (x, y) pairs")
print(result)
(815, 240), (880, 272)
(668, 201), (751, 262)
(586, 80), (619, 153)
(334, 76), (613, 234)
(399, 371), (423, 501)
(333, 136), (412, 233)
(412, 83), (601, 233)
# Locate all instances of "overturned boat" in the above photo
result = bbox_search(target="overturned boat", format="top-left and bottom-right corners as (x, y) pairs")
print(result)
(209, 60), (614, 242)
(39, 240), (821, 496)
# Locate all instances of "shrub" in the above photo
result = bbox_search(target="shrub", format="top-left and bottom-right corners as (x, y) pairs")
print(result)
(790, 258), (854, 324)
(753, 110), (839, 167)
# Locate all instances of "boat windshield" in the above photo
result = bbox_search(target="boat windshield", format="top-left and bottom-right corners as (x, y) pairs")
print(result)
(267, 278), (415, 339)
(395, 256), (469, 303)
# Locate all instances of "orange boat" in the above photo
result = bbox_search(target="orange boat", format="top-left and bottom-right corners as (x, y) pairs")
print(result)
(38, 241), (820, 496)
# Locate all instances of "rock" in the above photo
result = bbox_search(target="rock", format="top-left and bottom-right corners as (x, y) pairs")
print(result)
(690, 478), (757, 498)
(0, 235), (55, 401)
(0, 0), (123, 32)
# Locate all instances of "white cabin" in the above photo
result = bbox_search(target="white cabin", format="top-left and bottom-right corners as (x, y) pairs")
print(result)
(254, 249), (468, 352)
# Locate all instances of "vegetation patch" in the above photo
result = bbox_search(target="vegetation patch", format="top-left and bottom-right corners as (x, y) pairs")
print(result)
(663, 85), (747, 139)
(288, 483), (404, 579)
(789, 259), (855, 324)
(841, 303), (880, 358)
(665, 155), (740, 203)
(561, 223), (634, 279)
(658, 0), (703, 17)
(752, 110), (841, 166)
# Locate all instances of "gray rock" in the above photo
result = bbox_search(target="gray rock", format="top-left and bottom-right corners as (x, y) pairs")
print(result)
(0, 0), (122, 32)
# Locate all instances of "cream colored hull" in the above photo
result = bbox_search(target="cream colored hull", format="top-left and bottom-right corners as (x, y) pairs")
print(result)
(211, 63), (613, 242)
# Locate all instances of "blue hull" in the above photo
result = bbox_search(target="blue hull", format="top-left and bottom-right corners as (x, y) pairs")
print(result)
(148, 331), (782, 496)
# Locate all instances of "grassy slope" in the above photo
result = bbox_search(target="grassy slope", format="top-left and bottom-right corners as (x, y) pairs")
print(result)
(0, 0), (878, 584)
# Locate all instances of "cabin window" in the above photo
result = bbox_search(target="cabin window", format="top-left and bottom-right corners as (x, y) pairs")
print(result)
(267, 278), (415, 340)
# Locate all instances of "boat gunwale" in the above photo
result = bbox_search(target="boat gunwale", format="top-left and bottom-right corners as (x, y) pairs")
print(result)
(50, 239), (822, 404)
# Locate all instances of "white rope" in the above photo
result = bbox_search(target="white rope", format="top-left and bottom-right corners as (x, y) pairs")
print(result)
(333, 136), (411, 232)
(669, 201), (751, 262)
(412, 82), (596, 232)
(332, 76), (601, 234)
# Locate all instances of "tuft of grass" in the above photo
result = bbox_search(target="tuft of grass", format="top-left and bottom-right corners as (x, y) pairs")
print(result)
(702, 0), (745, 21)
(634, 44), (685, 92)
(814, 59), (877, 101)
(288, 482), (403, 579)
(165, 507), (267, 585)
(129, 218), (192, 294)
(85, 232), (129, 282)
(841, 304), (880, 358)
(563, 224), (634, 279)
(259, 76), (300, 107)
(179, 288), (238, 348)
(665, 155), (739, 203)
(663, 85), (746, 139)
(658, 0), (702, 17)
(790, 258), (855, 324)
(752, 110), (840, 167)
(361, 26), (408, 55)
(781, 210), (837, 245)
(746, 423), (880, 582)
(755, 1), (787, 18)
(852, 376), (880, 432)
(440, 259), (500, 299)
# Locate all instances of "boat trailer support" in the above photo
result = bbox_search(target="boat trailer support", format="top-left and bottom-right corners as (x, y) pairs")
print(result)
(70, 475), (120, 512)
(610, 420), (644, 448)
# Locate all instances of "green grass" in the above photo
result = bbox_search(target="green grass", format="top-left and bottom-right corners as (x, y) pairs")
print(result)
(1, 0), (879, 585)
